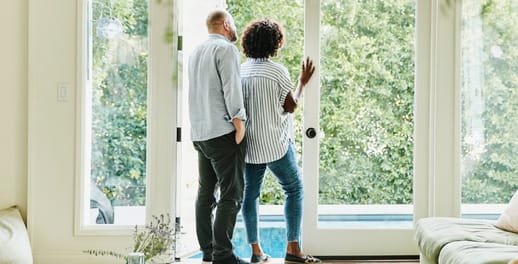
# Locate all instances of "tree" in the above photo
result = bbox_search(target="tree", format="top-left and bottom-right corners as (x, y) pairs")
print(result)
(89, 0), (518, 208)
(91, 0), (149, 206)
(229, 0), (415, 204)
(460, 0), (518, 203)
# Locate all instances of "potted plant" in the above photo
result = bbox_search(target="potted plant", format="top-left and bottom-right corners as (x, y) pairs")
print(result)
(85, 214), (178, 263)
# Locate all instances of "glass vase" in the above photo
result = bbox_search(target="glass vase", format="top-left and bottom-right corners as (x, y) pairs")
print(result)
(127, 252), (145, 264)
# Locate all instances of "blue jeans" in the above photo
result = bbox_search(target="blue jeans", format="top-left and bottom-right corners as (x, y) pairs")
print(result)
(242, 143), (304, 244)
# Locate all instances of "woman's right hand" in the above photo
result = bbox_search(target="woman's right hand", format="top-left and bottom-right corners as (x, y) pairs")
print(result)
(299, 57), (315, 87)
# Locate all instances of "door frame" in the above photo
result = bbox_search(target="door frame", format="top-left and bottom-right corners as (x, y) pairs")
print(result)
(300, 0), (460, 256)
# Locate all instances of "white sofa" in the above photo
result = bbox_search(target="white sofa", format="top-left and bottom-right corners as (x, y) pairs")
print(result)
(415, 217), (518, 264)
(415, 191), (518, 264)
(0, 206), (33, 264)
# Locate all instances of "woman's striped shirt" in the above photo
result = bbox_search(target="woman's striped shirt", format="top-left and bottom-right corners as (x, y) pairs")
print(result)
(241, 58), (294, 164)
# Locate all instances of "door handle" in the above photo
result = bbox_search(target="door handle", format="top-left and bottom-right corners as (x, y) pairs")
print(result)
(305, 128), (317, 138)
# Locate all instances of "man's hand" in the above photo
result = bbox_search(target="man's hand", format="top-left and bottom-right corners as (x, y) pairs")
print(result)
(232, 118), (245, 144)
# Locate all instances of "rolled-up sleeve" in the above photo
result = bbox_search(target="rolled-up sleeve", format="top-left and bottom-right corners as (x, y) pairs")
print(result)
(278, 67), (293, 107)
(218, 45), (247, 122)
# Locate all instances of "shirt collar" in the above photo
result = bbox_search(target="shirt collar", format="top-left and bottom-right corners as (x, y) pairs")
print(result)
(208, 34), (229, 42)
(246, 57), (269, 63)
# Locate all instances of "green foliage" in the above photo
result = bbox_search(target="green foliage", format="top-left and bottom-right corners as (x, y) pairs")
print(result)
(318, 0), (414, 204)
(259, 171), (286, 205)
(83, 249), (126, 260)
(85, 214), (176, 263)
(228, 0), (304, 82)
(229, 0), (415, 205)
(460, 0), (518, 203)
(89, 0), (518, 208)
(91, 0), (148, 206)
(132, 214), (176, 261)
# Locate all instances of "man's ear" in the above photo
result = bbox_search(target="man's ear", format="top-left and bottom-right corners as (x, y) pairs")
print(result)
(222, 20), (230, 31)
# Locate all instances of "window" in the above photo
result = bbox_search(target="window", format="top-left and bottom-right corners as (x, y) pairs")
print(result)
(317, 0), (415, 216)
(82, 0), (149, 226)
(460, 0), (518, 218)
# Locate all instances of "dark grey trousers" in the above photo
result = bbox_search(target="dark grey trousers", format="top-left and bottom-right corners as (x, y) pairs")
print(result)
(193, 131), (246, 262)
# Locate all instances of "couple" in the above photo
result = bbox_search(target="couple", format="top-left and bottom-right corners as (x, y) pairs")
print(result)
(188, 9), (320, 264)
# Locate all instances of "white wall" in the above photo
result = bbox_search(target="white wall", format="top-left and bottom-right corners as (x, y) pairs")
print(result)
(25, 0), (178, 263)
(25, 1), (135, 263)
(0, 0), (29, 216)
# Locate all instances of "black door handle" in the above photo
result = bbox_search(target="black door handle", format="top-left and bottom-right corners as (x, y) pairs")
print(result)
(306, 128), (317, 138)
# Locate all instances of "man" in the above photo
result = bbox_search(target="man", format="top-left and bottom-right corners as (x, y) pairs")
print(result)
(188, 9), (249, 264)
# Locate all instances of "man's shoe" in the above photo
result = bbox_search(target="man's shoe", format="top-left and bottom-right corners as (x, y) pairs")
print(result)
(237, 256), (252, 264)
(214, 254), (251, 264)
(285, 253), (321, 263)
(251, 253), (270, 263)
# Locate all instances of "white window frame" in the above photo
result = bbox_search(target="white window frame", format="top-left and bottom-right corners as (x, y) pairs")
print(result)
(74, 0), (180, 236)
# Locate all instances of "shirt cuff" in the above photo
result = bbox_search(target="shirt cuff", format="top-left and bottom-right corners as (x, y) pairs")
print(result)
(227, 108), (247, 122)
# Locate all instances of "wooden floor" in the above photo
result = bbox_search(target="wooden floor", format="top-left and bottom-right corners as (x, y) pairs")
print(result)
(278, 260), (417, 264)
(324, 260), (419, 264)
(314, 261), (418, 264)
(179, 259), (419, 263)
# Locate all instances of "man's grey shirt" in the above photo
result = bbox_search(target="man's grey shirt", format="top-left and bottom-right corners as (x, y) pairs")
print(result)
(188, 34), (246, 141)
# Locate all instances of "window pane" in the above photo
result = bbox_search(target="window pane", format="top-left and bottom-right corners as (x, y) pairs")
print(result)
(461, 1), (518, 216)
(316, 1), (415, 229)
(319, 0), (415, 208)
(88, 0), (148, 225)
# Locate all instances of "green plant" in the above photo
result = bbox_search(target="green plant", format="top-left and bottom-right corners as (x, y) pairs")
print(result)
(91, 0), (149, 207)
(84, 214), (177, 263)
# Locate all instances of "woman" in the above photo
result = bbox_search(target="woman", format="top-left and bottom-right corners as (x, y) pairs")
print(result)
(240, 18), (320, 264)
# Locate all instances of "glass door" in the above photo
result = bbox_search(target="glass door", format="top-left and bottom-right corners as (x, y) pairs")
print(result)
(179, 0), (421, 257)
(460, 0), (518, 219)
(302, 0), (417, 255)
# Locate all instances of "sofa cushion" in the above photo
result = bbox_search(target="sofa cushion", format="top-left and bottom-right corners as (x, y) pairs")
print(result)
(0, 206), (33, 264)
(415, 217), (518, 263)
(438, 241), (518, 264)
(496, 190), (518, 234)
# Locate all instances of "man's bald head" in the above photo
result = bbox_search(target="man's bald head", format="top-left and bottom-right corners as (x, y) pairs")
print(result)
(206, 10), (230, 30)
(205, 9), (237, 42)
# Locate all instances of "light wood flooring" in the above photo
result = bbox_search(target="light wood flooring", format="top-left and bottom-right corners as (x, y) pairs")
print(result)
(179, 259), (419, 263)
(312, 261), (418, 264)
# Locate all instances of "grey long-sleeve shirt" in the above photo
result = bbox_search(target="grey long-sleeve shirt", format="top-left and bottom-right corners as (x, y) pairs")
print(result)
(188, 34), (246, 141)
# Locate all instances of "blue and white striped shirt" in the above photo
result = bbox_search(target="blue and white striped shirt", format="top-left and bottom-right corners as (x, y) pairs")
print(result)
(188, 34), (246, 141)
(241, 58), (294, 164)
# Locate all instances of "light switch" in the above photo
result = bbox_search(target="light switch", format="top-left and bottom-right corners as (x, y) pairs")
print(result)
(57, 83), (69, 102)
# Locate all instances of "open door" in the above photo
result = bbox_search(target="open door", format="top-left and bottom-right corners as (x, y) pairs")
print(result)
(175, 0), (228, 259)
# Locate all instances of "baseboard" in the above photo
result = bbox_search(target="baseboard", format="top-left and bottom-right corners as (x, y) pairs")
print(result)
(34, 253), (124, 264)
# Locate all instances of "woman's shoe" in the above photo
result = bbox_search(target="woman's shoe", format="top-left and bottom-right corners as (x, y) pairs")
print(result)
(250, 253), (270, 263)
(285, 253), (321, 263)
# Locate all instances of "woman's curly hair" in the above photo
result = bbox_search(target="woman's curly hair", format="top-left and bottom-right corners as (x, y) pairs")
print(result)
(241, 19), (284, 59)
